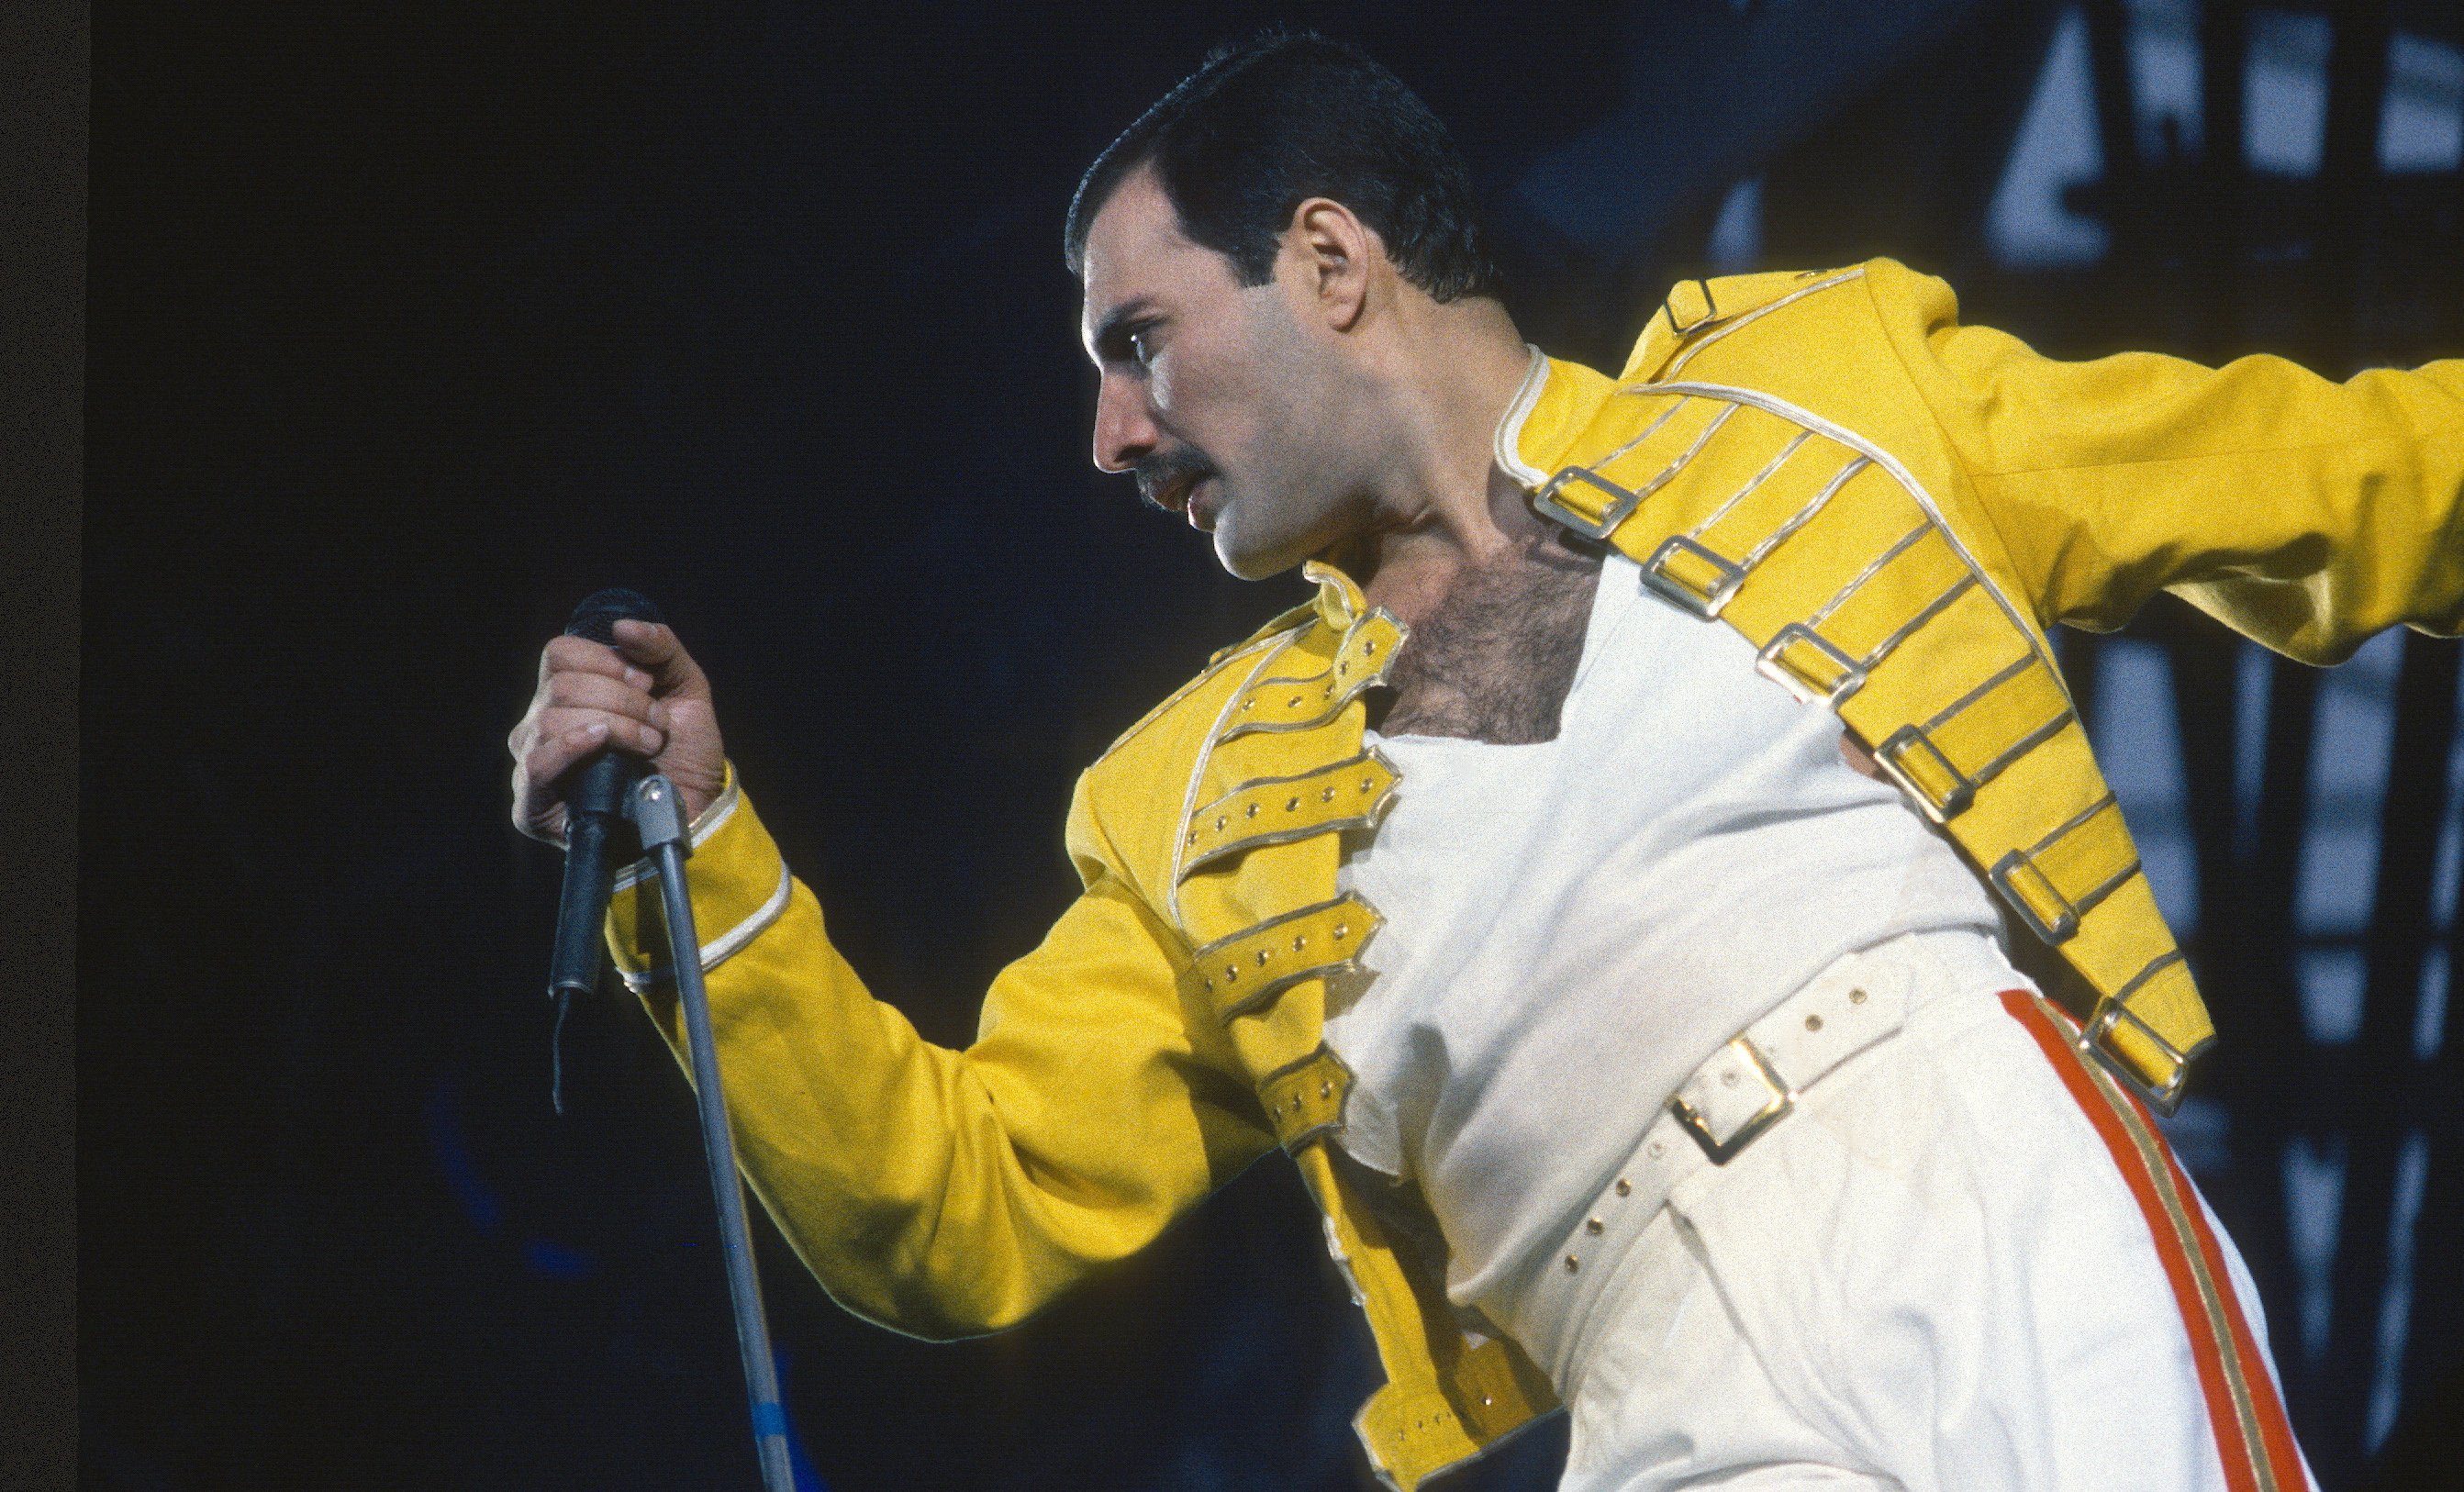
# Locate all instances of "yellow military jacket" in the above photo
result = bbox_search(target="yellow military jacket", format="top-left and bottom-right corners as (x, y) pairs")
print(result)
(608, 259), (2463, 1490)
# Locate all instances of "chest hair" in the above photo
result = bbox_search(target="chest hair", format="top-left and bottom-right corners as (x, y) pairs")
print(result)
(1372, 534), (1604, 745)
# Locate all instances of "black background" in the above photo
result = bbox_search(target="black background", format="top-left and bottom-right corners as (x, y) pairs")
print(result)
(75, 3), (2463, 1488)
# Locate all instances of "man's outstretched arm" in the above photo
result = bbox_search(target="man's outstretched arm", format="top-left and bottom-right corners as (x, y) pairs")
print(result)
(512, 622), (1278, 1342)
(1868, 258), (2464, 660)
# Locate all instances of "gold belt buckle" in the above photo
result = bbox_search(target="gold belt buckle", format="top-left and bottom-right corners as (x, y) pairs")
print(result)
(1668, 1036), (1795, 1164)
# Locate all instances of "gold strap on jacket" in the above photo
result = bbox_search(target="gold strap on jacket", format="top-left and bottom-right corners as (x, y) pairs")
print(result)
(1756, 522), (1977, 705)
(1530, 396), (1730, 540)
(1182, 750), (1399, 879)
(1990, 794), (2139, 943)
(1219, 611), (1403, 743)
(1186, 895), (1382, 1021)
(1874, 653), (2075, 821)
(1257, 1045), (1353, 1151)
(1640, 451), (1871, 620)
(1536, 408), (1872, 623)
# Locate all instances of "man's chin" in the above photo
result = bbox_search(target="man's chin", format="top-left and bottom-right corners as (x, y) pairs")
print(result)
(1212, 520), (1315, 583)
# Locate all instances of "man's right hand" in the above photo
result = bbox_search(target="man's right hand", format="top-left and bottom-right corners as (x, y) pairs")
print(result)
(508, 618), (730, 845)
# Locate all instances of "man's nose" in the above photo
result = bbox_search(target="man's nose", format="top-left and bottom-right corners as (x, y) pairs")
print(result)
(1091, 373), (1159, 474)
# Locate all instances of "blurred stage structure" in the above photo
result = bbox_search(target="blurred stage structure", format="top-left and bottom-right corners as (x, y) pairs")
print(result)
(79, 2), (2458, 1487)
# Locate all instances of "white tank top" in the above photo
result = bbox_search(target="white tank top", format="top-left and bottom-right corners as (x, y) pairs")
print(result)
(1324, 548), (2014, 1315)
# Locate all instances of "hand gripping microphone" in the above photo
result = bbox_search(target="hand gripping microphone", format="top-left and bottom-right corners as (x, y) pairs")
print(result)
(533, 590), (799, 1491)
(546, 587), (666, 1003)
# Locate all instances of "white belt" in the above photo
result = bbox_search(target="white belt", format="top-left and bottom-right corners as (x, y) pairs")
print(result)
(1492, 929), (2024, 1389)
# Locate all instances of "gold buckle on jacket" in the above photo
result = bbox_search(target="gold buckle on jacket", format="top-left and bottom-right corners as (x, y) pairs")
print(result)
(1668, 1036), (1795, 1164)
(1641, 535), (1747, 619)
(1990, 850), (2081, 942)
(1533, 465), (1644, 540)
(1757, 623), (1868, 705)
(1875, 723), (1977, 821)
(2082, 998), (2193, 1116)
(1664, 278), (1720, 334)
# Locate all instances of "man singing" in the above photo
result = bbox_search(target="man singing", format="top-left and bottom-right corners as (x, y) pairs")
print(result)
(507, 31), (2458, 1491)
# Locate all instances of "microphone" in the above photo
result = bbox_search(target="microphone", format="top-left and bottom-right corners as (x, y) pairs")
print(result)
(546, 588), (667, 1004)
(532, 592), (797, 1486)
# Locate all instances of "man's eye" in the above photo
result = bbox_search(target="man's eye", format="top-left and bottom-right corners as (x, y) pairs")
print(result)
(1129, 328), (1155, 365)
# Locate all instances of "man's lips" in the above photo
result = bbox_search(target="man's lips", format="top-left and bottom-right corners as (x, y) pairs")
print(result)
(1136, 451), (1221, 528)
(1154, 471), (1216, 528)
(1180, 475), (1221, 529)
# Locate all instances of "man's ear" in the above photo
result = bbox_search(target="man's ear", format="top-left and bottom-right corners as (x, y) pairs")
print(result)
(1288, 196), (1372, 332)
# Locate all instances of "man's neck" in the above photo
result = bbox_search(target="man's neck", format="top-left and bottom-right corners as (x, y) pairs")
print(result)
(1314, 314), (1607, 744)
(1350, 464), (1574, 624)
(1330, 307), (1554, 630)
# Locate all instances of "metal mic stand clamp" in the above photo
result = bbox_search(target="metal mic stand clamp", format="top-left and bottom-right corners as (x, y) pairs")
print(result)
(628, 774), (797, 1492)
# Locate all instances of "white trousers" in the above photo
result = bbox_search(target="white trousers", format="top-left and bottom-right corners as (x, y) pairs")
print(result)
(1554, 983), (2315, 1492)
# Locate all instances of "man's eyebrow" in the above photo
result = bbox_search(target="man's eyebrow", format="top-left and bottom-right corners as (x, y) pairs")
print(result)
(1089, 298), (1157, 360)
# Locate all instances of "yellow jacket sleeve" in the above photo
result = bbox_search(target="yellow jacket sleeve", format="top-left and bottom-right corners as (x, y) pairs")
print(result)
(605, 768), (1277, 1341)
(1867, 259), (2464, 662)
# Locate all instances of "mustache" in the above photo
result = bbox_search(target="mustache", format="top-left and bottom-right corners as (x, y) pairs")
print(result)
(1132, 447), (1219, 514)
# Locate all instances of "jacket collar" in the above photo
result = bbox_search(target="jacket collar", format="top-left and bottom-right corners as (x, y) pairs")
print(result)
(1488, 267), (1856, 496)
(1492, 344), (1617, 492)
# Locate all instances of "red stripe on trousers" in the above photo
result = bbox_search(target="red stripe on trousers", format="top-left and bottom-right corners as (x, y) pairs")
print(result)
(2000, 989), (2306, 1492)
(2153, 1091), (2308, 1486)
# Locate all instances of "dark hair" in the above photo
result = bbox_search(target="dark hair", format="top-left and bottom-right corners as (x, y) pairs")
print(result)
(1065, 31), (1501, 304)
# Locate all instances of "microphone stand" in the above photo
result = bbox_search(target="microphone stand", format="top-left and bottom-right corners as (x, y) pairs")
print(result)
(626, 773), (797, 1492)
